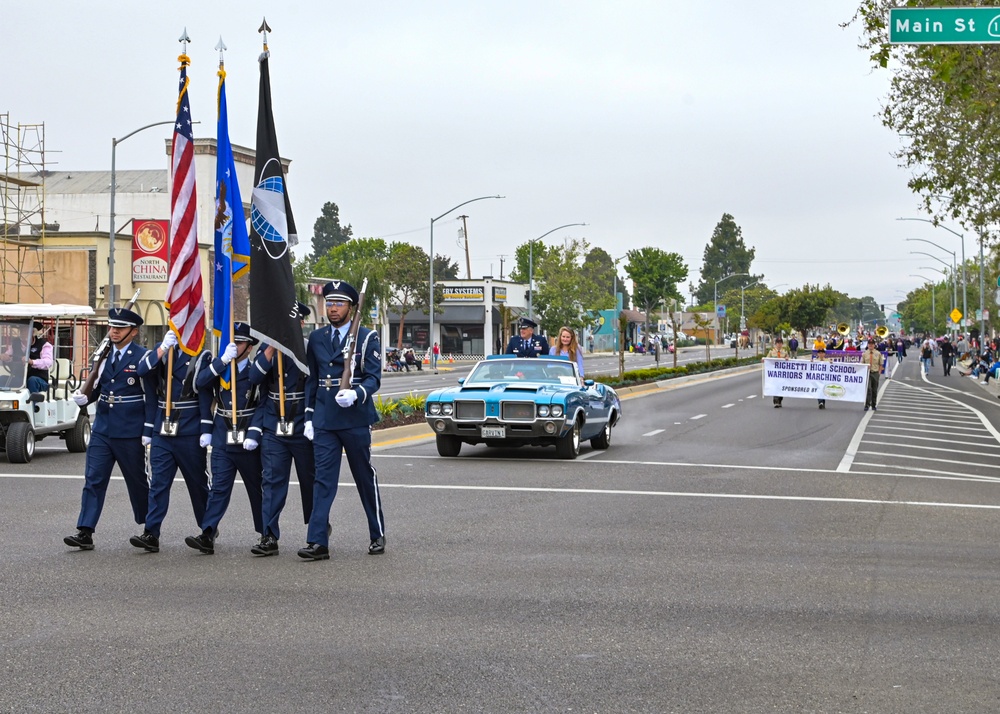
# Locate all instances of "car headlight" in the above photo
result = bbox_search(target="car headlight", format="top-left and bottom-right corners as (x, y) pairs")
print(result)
(537, 405), (550, 417)
(550, 405), (564, 417)
(428, 403), (441, 415)
(441, 403), (454, 415)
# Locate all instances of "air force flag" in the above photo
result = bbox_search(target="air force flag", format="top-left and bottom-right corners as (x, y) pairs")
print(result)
(248, 48), (308, 374)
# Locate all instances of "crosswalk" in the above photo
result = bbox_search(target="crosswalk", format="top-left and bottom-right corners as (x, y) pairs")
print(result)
(849, 376), (1000, 481)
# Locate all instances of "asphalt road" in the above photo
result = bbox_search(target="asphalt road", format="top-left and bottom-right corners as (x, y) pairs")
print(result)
(4, 354), (1000, 712)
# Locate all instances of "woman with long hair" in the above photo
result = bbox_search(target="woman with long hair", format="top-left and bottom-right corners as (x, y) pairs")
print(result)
(549, 326), (584, 377)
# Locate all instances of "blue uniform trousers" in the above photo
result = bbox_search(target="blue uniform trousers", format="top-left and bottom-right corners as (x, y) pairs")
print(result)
(145, 434), (209, 538)
(76, 432), (148, 531)
(307, 426), (384, 547)
(260, 431), (315, 540)
(202, 447), (264, 535)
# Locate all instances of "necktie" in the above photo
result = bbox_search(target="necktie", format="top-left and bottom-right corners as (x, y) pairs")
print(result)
(522, 339), (528, 353)
(331, 330), (341, 354)
(112, 351), (121, 370)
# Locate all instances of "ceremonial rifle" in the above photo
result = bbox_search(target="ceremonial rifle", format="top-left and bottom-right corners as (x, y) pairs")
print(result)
(80, 289), (141, 398)
(340, 278), (369, 391)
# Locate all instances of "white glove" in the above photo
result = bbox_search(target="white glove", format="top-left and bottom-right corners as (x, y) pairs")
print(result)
(303, 421), (314, 441)
(161, 330), (178, 350)
(243, 437), (258, 451)
(220, 342), (238, 364)
(72, 391), (89, 407)
(199, 433), (212, 449)
(335, 389), (357, 408)
(142, 436), (152, 447)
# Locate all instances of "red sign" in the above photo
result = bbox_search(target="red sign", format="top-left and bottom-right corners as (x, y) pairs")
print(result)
(132, 219), (169, 283)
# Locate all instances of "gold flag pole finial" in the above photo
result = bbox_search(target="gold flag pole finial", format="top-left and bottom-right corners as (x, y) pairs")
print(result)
(259, 18), (272, 53)
(215, 36), (227, 80)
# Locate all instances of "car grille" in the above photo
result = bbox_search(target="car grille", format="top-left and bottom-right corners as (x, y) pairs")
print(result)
(455, 400), (485, 420)
(501, 402), (535, 421)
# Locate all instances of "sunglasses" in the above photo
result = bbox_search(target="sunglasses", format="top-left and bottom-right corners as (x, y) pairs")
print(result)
(325, 300), (349, 308)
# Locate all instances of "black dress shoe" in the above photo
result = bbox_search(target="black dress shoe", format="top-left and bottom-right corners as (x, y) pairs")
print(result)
(368, 536), (385, 555)
(64, 530), (94, 550)
(185, 531), (214, 555)
(251, 535), (279, 557)
(129, 531), (159, 553)
(296, 543), (329, 561)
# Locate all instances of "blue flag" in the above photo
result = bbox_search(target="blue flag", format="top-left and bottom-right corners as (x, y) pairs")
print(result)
(213, 66), (250, 385)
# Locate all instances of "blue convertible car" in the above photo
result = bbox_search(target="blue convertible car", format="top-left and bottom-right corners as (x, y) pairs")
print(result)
(424, 355), (622, 459)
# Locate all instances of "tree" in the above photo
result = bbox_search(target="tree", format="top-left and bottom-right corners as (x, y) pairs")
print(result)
(290, 253), (315, 306)
(533, 238), (615, 334)
(623, 246), (688, 337)
(508, 241), (558, 284)
(847, 1), (1000, 239)
(694, 213), (762, 305)
(386, 242), (434, 348)
(780, 285), (841, 341)
(311, 201), (353, 260)
(434, 254), (460, 281)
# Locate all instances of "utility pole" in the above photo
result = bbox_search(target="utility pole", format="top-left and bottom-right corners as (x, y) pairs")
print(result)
(458, 215), (472, 279)
(497, 255), (506, 280)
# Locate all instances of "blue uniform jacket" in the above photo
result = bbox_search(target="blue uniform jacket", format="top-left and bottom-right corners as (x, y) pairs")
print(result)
(249, 344), (309, 435)
(505, 333), (550, 358)
(137, 345), (213, 437)
(305, 324), (381, 430)
(195, 354), (263, 452)
(83, 341), (156, 439)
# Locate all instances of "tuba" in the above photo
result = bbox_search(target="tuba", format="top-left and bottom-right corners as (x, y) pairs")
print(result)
(837, 323), (850, 336)
(875, 325), (889, 339)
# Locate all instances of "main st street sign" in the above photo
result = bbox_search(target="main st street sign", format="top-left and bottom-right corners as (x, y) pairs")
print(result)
(889, 7), (1000, 44)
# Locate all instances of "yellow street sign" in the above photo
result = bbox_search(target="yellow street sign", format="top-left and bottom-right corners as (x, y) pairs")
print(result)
(950, 308), (963, 323)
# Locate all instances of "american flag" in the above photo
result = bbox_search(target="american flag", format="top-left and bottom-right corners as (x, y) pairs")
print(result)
(165, 52), (206, 355)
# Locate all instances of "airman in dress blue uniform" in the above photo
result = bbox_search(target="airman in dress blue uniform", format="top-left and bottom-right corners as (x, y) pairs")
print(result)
(64, 307), (156, 550)
(128, 328), (213, 553)
(504, 317), (549, 357)
(247, 302), (316, 557)
(297, 280), (385, 561)
(184, 323), (264, 555)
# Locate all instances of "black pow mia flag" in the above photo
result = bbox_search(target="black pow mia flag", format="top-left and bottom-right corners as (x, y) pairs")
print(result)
(248, 50), (308, 374)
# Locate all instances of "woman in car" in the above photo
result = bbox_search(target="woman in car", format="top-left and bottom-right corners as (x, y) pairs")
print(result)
(549, 326), (585, 377)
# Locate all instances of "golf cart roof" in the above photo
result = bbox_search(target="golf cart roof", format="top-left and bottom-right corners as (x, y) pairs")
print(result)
(0, 304), (96, 319)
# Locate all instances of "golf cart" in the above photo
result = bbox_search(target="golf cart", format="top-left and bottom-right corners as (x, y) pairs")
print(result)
(0, 304), (96, 463)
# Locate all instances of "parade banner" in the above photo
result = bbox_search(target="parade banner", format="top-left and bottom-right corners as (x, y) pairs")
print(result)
(812, 349), (889, 375)
(762, 358), (869, 402)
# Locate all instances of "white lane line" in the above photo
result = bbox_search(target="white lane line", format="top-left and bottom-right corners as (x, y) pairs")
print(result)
(721, 403), (736, 409)
(852, 461), (1000, 483)
(855, 448), (1000, 470)
(643, 429), (665, 437)
(577, 450), (603, 461)
(691, 414), (707, 420)
(747, 395), (758, 399)
(860, 439), (1000, 459)
(863, 432), (1000, 448)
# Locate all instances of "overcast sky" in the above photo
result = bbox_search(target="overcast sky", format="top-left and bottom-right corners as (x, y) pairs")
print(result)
(7, 1), (939, 310)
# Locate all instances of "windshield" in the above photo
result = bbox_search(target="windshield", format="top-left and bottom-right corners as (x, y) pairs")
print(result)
(0, 319), (32, 390)
(466, 358), (581, 386)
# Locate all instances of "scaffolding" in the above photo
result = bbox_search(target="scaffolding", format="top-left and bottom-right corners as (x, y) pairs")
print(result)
(0, 113), (48, 303)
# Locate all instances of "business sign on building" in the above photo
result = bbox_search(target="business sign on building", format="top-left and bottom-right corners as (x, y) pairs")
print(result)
(492, 286), (507, 302)
(443, 287), (484, 301)
(132, 219), (169, 282)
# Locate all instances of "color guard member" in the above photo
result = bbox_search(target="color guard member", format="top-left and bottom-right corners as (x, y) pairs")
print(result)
(64, 307), (155, 550)
(505, 317), (549, 357)
(298, 280), (385, 560)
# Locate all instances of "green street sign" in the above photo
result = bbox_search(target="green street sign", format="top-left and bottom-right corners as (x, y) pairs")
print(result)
(889, 7), (1000, 44)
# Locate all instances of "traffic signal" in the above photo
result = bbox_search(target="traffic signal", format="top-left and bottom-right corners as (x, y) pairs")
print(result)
(880, 304), (885, 311)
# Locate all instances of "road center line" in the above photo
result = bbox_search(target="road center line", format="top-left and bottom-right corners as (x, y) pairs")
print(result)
(642, 429), (665, 437)
(691, 414), (707, 420)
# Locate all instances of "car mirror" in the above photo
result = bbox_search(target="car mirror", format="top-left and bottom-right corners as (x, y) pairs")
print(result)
(584, 379), (595, 387)
(457, 378), (465, 385)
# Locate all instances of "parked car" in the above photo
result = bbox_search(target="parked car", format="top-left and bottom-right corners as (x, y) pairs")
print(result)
(0, 304), (95, 462)
(424, 355), (622, 459)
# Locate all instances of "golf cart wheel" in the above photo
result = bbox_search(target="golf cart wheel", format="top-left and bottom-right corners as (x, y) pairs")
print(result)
(7, 422), (34, 463)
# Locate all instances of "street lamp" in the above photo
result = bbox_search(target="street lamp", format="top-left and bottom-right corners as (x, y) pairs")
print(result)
(428, 195), (503, 366)
(527, 222), (587, 321)
(109, 120), (177, 306)
(909, 251), (956, 328)
(898, 217), (969, 336)
(919, 266), (950, 332)
(906, 238), (957, 323)
(713, 272), (749, 344)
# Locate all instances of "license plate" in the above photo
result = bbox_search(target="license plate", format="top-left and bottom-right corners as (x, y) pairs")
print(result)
(481, 426), (505, 439)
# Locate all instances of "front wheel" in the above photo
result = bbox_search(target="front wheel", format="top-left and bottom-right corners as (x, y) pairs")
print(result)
(555, 419), (581, 459)
(6, 422), (34, 463)
(436, 434), (462, 457)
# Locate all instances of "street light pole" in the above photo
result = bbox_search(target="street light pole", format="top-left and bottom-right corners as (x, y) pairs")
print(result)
(108, 120), (176, 307)
(713, 272), (749, 345)
(898, 217), (968, 336)
(919, 267), (950, 333)
(527, 222), (587, 321)
(906, 238), (957, 332)
(909, 275), (935, 332)
(910, 251), (956, 330)
(428, 195), (503, 368)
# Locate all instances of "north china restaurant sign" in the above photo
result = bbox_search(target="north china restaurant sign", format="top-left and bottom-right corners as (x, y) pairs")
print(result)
(132, 219), (169, 282)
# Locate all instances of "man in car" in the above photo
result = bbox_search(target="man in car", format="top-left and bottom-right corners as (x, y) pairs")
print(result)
(505, 317), (549, 357)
